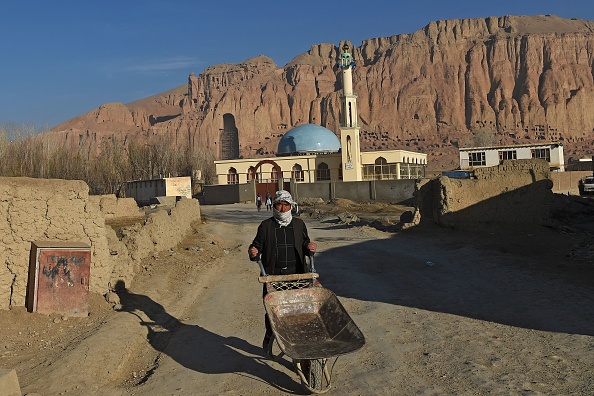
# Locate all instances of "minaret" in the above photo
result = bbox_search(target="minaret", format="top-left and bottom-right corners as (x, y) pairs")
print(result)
(338, 43), (362, 181)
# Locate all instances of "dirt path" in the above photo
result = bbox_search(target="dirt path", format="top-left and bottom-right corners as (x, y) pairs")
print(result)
(4, 202), (594, 395)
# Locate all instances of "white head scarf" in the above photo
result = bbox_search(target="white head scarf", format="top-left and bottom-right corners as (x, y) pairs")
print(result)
(272, 190), (294, 227)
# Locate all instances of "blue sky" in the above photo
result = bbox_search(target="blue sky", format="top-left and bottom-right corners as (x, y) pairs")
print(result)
(1, 1), (593, 129)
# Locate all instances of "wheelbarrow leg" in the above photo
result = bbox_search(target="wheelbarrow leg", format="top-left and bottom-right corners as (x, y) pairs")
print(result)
(263, 334), (285, 360)
(295, 358), (331, 394)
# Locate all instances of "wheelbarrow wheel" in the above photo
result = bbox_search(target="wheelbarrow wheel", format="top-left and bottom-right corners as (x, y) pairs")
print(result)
(308, 359), (324, 392)
(297, 359), (331, 394)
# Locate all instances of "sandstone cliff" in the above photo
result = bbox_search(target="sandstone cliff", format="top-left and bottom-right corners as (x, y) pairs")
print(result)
(49, 15), (594, 170)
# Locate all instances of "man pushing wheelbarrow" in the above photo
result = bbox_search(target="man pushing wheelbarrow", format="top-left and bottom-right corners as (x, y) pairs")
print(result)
(248, 190), (365, 393)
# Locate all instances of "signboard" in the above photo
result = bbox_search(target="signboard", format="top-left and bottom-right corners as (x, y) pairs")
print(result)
(27, 242), (91, 317)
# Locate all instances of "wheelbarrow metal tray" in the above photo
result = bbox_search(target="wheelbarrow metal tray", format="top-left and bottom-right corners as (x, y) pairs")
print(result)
(264, 287), (365, 360)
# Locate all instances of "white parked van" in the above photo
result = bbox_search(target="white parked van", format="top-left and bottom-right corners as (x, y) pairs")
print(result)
(579, 176), (594, 195)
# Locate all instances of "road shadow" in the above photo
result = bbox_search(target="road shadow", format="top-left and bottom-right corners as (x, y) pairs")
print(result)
(113, 281), (303, 394)
(312, 224), (594, 336)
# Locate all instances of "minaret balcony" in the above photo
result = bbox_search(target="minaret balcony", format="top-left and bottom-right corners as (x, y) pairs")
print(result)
(340, 122), (360, 128)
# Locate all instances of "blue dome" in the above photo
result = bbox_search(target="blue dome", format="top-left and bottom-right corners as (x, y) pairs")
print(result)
(277, 124), (341, 155)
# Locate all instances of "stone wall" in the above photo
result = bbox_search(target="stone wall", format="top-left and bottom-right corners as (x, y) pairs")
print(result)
(414, 159), (554, 228)
(0, 177), (201, 310)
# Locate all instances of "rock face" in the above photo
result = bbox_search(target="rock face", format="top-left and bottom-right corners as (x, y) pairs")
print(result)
(49, 15), (594, 170)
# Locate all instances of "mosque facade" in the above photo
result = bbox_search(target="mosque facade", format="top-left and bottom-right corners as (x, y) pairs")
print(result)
(214, 44), (427, 189)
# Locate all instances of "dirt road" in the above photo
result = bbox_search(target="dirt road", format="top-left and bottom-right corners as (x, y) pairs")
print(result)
(4, 202), (594, 395)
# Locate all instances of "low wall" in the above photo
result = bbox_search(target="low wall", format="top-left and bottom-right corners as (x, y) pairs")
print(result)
(415, 159), (553, 228)
(203, 183), (255, 204)
(550, 170), (592, 194)
(294, 179), (416, 203)
(205, 178), (417, 205)
(89, 195), (144, 219)
(0, 177), (201, 311)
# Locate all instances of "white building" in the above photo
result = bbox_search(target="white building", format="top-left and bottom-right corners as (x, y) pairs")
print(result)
(125, 176), (192, 206)
(459, 142), (565, 171)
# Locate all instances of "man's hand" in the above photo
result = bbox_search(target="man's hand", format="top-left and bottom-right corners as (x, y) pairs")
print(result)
(307, 242), (317, 254)
(248, 246), (259, 259)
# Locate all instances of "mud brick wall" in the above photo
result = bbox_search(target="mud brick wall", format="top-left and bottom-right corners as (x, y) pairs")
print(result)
(0, 178), (202, 311)
(415, 160), (554, 228)
(0, 177), (112, 310)
(89, 195), (144, 220)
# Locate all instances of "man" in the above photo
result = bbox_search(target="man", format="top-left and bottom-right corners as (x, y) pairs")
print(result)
(248, 190), (317, 354)
(265, 191), (272, 211)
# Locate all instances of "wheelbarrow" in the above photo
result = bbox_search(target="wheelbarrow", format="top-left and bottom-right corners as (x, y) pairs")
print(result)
(257, 257), (365, 394)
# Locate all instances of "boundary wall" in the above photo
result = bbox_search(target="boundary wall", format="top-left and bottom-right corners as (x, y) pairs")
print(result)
(203, 178), (417, 205)
(0, 177), (201, 310)
(414, 159), (554, 228)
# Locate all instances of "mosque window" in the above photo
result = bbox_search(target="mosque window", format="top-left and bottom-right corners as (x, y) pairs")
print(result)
(374, 157), (391, 179)
(291, 164), (304, 181)
(316, 162), (331, 181)
(227, 167), (239, 184)
(271, 167), (279, 183)
(247, 166), (257, 181)
(400, 163), (425, 179)
(362, 157), (397, 180)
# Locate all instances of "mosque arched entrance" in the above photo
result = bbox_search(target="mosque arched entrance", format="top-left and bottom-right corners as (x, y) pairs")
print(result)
(252, 159), (290, 198)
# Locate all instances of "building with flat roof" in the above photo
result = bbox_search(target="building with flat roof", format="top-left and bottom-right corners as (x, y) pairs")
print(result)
(459, 142), (564, 171)
(125, 176), (192, 206)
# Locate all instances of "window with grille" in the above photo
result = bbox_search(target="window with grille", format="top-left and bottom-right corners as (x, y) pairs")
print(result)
(362, 157), (399, 180)
(291, 164), (304, 181)
(498, 150), (517, 161)
(271, 168), (279, 183)
(247, 166), (257, 181)
(468, 152), (486, 166)
(316, 163), (330, 181)
(227, 167), (239, 184)
(531, 148), (551, 162)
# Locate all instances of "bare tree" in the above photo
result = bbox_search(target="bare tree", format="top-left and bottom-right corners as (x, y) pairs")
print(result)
(0, 123), (216, 194)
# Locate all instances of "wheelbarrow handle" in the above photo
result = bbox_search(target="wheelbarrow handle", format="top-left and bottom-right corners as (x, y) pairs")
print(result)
(309, 254), (316, 273)
(256, 254), (268, 276)
(256, 253), (316, 276)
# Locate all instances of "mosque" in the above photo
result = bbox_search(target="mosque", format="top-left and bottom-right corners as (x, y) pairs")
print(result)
(213, 44), (427, 195)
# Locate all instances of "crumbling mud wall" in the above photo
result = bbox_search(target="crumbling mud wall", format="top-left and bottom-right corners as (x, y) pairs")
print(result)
(89, 195), (144, 220)
(105, 198), (202, 287)
(0, 177), (201, 310)
(0, 177), (112, 310)
(414, 160), (553, 228)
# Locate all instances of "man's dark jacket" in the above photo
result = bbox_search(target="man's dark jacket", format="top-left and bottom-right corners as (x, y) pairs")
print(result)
(249, 217), (311, 275)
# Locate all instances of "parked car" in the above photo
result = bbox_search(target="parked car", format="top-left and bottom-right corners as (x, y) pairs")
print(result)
(579, 176), (594, 195)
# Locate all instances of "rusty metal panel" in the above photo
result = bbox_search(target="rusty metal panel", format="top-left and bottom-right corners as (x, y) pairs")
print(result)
(27, 242), (91, 317)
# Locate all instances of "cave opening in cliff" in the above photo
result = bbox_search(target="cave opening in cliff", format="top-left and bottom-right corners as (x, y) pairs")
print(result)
(221, 113), (239, 160)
